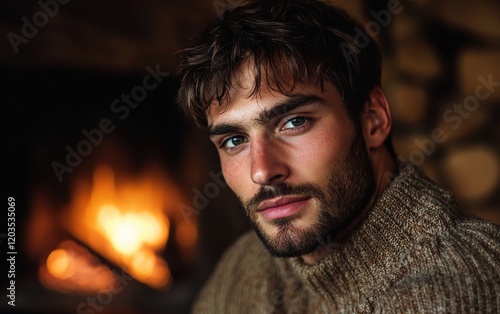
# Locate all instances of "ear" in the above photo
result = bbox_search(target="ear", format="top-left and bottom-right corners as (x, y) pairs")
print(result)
(361, 87), (392, 150)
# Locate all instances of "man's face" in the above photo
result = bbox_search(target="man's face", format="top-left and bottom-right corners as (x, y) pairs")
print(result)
(207, 67), (376, 257)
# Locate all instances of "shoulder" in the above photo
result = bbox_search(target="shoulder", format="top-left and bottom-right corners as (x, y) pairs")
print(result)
(375, 217), (500, 313)
(192, 231), (277, 313)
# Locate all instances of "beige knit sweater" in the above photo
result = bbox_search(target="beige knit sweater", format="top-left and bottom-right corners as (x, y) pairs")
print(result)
(193, 165), (500, 313)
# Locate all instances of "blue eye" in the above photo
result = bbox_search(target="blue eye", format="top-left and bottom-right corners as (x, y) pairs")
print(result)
(222, 136), (245, 149)
(283, 117), (306, 129)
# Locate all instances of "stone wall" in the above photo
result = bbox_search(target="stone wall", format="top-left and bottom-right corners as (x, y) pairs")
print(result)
(331, 0), (500, 223)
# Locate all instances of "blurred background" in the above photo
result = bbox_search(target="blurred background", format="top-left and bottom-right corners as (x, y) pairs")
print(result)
(1, 0), (499, 313)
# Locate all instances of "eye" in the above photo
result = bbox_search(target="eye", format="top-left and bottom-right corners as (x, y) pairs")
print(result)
(221, 136), (246, 149)
(282, 117), (306, 130)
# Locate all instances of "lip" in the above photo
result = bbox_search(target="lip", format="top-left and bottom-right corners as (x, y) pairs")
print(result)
(257, 196), (311, 220)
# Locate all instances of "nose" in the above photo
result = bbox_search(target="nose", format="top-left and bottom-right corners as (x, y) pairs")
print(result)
(250, 137), (290, 186)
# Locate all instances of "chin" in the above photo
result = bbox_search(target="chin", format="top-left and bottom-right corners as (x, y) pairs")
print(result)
(251, 219), (328, 258)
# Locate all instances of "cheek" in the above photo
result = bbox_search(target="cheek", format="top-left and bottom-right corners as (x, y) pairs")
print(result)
(290, 121), (353, 178)
(294, 140), (338, 179)
(220, 155), (251, 198)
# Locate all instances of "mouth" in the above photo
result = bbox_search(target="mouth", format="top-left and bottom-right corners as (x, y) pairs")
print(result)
(256, 196), (311, 220)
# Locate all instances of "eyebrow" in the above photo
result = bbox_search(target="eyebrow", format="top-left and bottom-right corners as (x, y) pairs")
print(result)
(207, 94), (324, 138)
(257, 94), (324, 124)
(207, 123), (246, 137)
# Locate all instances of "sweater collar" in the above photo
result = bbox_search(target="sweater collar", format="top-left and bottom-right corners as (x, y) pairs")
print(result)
(276, 164), (458, 301)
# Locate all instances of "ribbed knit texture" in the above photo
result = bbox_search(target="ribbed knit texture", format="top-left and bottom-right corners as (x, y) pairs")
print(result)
(193, 165), (500, 313)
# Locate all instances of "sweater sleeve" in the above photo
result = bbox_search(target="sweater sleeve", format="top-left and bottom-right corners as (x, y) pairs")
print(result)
(192, 231), (278, 314)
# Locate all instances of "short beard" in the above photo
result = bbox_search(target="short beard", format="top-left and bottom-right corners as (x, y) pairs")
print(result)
(241, 131), (376, 258)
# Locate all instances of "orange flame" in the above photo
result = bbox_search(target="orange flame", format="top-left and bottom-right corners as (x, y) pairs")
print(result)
(40, 163), (197, 291)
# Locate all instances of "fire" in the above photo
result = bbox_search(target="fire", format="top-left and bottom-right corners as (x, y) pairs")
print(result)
(96, 206), (169, 255)
(40, 240), (117, 293)
(39, 163), (196, 292)
(46, 249), (74, 279)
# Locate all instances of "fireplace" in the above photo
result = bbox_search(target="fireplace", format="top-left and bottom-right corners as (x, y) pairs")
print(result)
(33, 161), (197, 293)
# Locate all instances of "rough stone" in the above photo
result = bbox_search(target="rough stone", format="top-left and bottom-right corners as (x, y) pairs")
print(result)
(394, 37), (442, 78)
(390, 12), (420, 42)
(436, 0), (500, 40)
(436, 98), (490, 141)
(458, 49), (500, 102)
(443, 145), (500, 201)
(387, 83), (428, 125)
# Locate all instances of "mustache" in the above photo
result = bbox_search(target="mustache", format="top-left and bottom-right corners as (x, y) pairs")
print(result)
(244, 183), (324, 213)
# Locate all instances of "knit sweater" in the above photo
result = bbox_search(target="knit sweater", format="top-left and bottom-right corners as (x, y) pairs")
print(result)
(193, 165), (500, 313)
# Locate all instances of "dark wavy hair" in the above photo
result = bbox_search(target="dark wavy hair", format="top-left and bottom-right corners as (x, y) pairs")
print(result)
(176, 0), (383, 131)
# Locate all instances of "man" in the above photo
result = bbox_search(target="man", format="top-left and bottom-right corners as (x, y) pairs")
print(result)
(176, 0), (500, 312)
